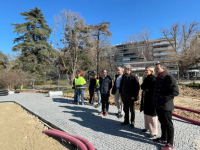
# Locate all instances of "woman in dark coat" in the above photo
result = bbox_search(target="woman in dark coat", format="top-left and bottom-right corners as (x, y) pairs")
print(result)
(140, 67), (157, 138)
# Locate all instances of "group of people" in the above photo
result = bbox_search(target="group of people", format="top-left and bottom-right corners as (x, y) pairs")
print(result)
(72, 62), (179, 150)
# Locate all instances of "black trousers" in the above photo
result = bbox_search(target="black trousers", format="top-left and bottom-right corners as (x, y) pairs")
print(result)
(89, 88), (95, 103)
(121, 93), (135, 125)
(156, 109), (174, 145)
(101, 93), (109, 112)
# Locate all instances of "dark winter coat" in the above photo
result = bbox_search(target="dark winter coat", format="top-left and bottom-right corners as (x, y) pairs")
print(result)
(99, 75), (112, 95)
(119, 73), (140, 101)
(152, 71), (179, 111)
(111, 74), (122, 95)
(89, 77), (96, 90)
(140, 74), (157, 116)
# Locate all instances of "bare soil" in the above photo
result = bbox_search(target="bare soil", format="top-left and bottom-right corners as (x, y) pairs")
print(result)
(0, 103), (73, 150)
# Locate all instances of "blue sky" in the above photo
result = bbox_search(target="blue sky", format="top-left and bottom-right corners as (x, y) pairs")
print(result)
(1, 0), (200, 54)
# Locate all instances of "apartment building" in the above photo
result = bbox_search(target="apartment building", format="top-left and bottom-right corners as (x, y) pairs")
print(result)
(111, 38), (175, 67)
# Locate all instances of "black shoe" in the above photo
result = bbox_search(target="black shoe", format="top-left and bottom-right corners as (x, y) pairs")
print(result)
(94, 103), (100, 108)
(148, 134), (157, 138)
(121, 122), (129, 125)
(130, 124), (135, 128)
(142, 129), (148, 132)
(118, 114), (123, 118)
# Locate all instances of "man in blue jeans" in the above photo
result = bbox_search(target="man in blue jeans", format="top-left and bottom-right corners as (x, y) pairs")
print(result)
(94, 73), (101, 108)
(98, 69), (112, 116)
(75, 70), (86, 105)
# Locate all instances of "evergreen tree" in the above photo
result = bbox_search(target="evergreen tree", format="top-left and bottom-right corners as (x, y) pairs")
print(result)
(11, 7), (57, 76)
(0, 51), (8, 69)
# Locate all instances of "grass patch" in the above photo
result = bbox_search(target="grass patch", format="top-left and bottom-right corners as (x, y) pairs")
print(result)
(187, 82), (200, 87)
(63, 88), (89, 94)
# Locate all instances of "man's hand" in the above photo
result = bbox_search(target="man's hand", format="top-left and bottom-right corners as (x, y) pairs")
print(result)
(131, 97), (135, 100)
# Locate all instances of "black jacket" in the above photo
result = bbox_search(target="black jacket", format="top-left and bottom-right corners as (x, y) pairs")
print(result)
(89, 77), (96, 90)
(140, 75), (156, 116)
(111, 74), (122, 95)
(99, 75), (112, 95)
(152, 71), (179, 111)
(119, 73), (140, 100)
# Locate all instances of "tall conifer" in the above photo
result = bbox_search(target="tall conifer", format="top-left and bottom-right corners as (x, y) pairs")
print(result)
(11, 7), (57, 75)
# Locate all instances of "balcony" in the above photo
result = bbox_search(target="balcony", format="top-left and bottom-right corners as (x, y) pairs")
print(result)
(154, 46), (173, 52)
(154, 52), (168, 57)
(153, 42), (169, 46)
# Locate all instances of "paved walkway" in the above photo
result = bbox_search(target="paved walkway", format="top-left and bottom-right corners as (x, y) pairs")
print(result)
(0, 93), (200, 150)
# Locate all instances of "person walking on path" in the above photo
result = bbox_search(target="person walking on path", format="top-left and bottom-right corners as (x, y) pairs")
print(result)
(75, 70), (86, 105)
(152, 62), (179, 150)
(89, 73), (96, 105)
(94, 73), (101, 108)
(140, 67), (157, 138)
(98, 69), (112, 116)
(111, 67), (123, 118)
(119, 65), (140, 127)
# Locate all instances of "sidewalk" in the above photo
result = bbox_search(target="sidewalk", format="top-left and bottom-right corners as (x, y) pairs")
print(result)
(0, 93), (199, 150)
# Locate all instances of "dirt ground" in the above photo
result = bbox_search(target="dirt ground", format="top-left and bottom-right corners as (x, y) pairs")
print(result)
(0, 103), (73, 150)
(1, 85), (200, 149)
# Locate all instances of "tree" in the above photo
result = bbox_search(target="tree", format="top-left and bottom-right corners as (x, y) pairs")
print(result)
(0, 51), (8, 69)
(89, 22), (112, 73)
(125, 29), (152, 61)
(11, 7), (58, 76)
(53, 9), (93, 83)
(160, 21), (200, 74)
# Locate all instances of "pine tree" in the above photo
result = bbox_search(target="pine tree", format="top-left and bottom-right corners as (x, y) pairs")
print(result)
(11, 7), (57, 76)
(0, 51), (8, 69)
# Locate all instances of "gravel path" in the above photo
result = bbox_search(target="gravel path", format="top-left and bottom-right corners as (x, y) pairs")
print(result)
(0, 93), (199, 150)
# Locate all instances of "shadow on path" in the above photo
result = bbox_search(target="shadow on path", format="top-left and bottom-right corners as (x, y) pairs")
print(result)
(52, 98), (162, 149)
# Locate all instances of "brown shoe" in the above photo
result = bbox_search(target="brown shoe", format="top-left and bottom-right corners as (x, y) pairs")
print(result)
(98, 111), (103, 115)
(104, 112), (108, 116)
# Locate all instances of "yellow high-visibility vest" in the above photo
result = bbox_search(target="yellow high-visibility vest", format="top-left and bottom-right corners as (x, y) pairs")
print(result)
(75, 76), (86, 85)
(96, 79), (99, 85)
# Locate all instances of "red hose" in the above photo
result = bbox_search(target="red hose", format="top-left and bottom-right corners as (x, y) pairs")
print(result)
(52, 128), (95, 150)
(172, 112), (200, 125)
(174, 105), (200, 114)
(43, 129), (88, 150)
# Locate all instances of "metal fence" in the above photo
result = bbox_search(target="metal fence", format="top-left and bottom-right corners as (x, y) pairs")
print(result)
(23, 74), (71, 91)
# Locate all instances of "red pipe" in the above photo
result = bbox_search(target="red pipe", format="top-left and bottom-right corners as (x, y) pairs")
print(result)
(172, 112), (200, 126)
(43, 129), (88, 150)
(52, 128), (95, 150)
(174, 105), (200, 114)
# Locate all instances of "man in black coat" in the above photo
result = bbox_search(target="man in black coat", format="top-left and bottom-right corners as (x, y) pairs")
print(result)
(119, 65), (140, 127)
(98, 69), (112, 116)
(89, 74), (96, 104)
(152, 62), (179, 150)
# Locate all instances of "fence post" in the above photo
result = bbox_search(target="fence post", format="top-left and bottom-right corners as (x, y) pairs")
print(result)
(58, 74), (60, 90)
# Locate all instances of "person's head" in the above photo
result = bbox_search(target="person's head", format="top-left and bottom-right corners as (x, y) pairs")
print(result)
(97, 73), (100, 78)
(102, 69), (107, 77)
(76, 70), (84, 77)
(145, 67), (155, 76)
(117, 67), (123, 75)
(154, 62), (165, 75)
(89, 73), (93, 78)
(124, 65), (132, 74)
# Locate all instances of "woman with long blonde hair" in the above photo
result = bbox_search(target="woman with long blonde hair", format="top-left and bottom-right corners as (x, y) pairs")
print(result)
(140, 67), (157, 138)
